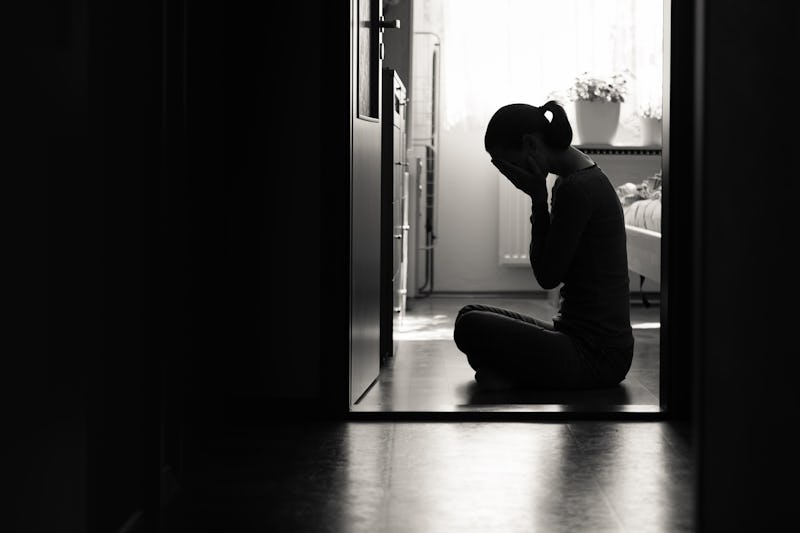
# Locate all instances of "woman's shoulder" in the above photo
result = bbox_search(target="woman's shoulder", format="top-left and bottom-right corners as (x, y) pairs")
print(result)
(558, 163), (602, 190)
(561, 161), (600, 180)
(557, 164), (620, 207)
(569, 163), (613, 188)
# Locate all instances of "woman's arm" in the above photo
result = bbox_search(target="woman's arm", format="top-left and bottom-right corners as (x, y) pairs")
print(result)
(529, 180), (592, 289)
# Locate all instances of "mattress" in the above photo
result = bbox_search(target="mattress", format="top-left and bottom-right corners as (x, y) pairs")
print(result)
(623, 198), (661, 233)
(616, 175), (662, 233)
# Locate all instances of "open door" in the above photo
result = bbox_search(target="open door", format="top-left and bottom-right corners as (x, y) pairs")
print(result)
(350, 0), (397, 404)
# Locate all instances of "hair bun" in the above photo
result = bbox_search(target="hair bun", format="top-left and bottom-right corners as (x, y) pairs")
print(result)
(539, 100), (572, 150)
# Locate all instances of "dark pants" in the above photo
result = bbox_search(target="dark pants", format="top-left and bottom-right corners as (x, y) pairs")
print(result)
(453, 304), (632, 390)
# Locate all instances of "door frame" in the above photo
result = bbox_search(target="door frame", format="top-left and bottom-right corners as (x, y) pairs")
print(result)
(327, 0), (696, 421)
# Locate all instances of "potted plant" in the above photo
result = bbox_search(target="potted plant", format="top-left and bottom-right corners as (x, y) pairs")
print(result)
(567, 71), (629, 144)
(638, 103), (662, 146)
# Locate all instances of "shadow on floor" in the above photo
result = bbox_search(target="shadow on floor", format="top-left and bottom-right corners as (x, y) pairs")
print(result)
(458, 380), (633, 408)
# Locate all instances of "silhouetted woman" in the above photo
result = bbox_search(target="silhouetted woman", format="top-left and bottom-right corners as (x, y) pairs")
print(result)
(453, 101), (634, 390)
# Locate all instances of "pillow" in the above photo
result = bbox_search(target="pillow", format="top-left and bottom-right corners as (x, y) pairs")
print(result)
(616, 182), (641, 207)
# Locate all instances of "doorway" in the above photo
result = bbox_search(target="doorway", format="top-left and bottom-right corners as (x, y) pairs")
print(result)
(350, 0), (668, 415)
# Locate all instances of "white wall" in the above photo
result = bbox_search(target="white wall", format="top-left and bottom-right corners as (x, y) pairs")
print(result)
(434, 121), (541, 292)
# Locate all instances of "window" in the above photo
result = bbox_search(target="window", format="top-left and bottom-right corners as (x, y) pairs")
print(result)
(438, 0), (662, 144)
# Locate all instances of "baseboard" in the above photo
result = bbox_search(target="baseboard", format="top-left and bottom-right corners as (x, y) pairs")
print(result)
(408, 290), (660, 306)
(631, 291), (661, 307)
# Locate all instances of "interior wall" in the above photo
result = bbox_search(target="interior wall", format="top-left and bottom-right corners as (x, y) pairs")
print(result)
(10, 3), (330, 531)
(696, 0), (800, 529)
(10, 2), (168, 531)
(435, 122), (547, 292)
(10, 3), (91, 531)
(183, 3), (324, 411)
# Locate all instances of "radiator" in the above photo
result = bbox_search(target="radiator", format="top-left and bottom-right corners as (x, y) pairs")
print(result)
(497, 175), (532, 266)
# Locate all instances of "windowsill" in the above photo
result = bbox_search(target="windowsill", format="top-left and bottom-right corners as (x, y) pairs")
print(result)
(576, 143), (662, 155)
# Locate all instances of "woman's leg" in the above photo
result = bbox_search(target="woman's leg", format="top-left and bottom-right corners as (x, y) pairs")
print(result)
(456, 303), (554, 329)
(453, 305), (597, 389)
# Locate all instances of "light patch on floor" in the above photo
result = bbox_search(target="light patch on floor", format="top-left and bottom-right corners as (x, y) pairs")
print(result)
(395, 314), (455, 341)
(394, 328), (455, 341)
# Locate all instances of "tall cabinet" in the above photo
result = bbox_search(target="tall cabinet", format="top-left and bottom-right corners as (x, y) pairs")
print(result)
(381, 68), (409, 364)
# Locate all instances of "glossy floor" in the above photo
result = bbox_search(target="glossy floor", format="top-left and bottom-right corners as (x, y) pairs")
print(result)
(355, 295), (662, 412)
(165, 420), (695, 532)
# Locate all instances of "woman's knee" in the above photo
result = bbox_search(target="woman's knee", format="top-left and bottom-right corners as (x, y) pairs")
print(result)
(453, 309), (483, 352)
(454, 313), (489, 370)
(456, 304), (482, 322)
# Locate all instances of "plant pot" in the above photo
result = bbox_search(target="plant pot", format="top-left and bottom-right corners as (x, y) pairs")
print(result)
(640, 117), (662, 145)
(574, 100), (620, 144)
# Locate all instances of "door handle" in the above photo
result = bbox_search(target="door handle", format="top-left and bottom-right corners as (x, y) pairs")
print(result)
(379, 18), (401, 30)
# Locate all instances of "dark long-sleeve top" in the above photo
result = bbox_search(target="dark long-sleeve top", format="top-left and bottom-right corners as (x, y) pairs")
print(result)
(529, 163), (634, 349)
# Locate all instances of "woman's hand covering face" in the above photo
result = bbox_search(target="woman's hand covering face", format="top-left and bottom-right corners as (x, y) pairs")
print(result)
(492, 155), (547, 198)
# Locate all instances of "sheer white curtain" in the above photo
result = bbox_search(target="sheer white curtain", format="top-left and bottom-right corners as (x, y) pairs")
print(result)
(439, 0), (662, 144)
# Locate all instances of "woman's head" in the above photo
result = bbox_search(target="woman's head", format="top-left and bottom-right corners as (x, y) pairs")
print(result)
(484, 101), (573, 171)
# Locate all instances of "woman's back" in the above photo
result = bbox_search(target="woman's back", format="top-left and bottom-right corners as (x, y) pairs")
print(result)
(549, 165), (633, 349)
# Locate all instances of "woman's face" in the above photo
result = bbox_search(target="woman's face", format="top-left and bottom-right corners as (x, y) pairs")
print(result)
(489, 146), (527, 171)
(490, 135), (548, 175)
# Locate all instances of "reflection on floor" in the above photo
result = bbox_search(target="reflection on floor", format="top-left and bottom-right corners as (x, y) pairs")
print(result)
(165, 420), (695, 533)
(355, 295), (661, 412)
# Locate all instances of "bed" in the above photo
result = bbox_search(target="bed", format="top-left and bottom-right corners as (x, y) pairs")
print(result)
(617, 175), (662, 285)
